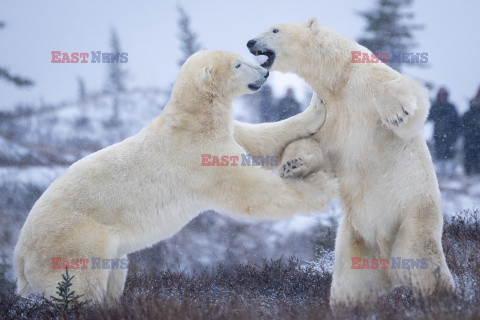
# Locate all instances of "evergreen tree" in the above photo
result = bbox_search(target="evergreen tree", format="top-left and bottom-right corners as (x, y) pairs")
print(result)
(77, 76), (87, 103)
(107, 28), (127, 93)
(105, 28), (128, 126)
(357, 0), (423, 72)
(48, 267), (89, 312)
(177, 6), (201, 67)
(159, 5), (201, 105)
(0, 21), (33, 87)
(76, 76), (89, 127)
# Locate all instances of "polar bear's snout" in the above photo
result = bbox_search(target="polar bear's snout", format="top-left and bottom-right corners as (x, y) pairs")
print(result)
(247, 72), (268, 91)
(243, 62), (269, 92)
(247, 39), (276, 70)
(246, 39), (256, 48)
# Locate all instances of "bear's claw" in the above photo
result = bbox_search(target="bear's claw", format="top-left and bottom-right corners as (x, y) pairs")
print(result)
(382, 103), (415, 127)
(280, 158), (305, 178)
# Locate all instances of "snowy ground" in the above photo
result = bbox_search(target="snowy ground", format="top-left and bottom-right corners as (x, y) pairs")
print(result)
(438, 175), (480, 215)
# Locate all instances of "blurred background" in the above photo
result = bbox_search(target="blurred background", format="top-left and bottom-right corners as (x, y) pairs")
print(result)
(0, 0), (479, 280)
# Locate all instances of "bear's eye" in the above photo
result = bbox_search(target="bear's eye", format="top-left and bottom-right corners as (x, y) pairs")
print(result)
(273, 29), (279, 33)
(235, 63), (241, 68)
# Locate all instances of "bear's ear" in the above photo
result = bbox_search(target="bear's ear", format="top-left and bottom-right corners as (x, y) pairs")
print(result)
(307, 17), (319, 33)
(201, 66), (212, 82)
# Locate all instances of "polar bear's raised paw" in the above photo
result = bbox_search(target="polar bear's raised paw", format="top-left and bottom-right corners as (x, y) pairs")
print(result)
(280, 158), (306, 178)
(377, 75), (419, 128)
(279, 138), (330, 179)
(381, 104), (412, 126)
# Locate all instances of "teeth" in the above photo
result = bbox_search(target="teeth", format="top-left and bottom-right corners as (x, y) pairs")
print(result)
(255, 55), (268, 65)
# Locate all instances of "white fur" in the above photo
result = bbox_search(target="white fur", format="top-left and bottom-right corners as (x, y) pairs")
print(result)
(13, 50), (338, 305)
(248, 18), (455, 305)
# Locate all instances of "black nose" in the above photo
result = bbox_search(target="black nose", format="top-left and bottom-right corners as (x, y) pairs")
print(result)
(264, 71), (269, 78)
(247, 39), (256, 48)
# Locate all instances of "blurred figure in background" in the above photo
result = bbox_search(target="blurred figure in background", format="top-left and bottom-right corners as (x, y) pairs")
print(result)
(462, 86), (480, 176)
(277, 88), (302, 121)
(256, 84), (277, 123)
(428, 87), (460, 176)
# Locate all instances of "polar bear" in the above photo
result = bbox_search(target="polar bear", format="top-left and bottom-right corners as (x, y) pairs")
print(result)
(246, 18), (455, 305)
(14, 50), (337, 305)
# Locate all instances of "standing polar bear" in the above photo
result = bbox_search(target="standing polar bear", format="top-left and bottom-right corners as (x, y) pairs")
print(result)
(247, 18), (455, 305)
(14, 50), (338, 304)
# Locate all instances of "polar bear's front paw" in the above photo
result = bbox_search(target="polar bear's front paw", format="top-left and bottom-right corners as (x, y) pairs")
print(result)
(280, 138), (325, 179)
(280, 158), (307, 178)
(386, 110), (408, 126)
(378, 75), (419, 127)
(380, 102), (415, 127)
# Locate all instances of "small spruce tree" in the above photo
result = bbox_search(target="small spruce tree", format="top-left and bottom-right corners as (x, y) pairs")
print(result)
(357, 0), (423, 72)
(48, 267), (89, 312)
(77, 76), (87, 103)
(105, 28), (128, 126)
(177, 5), (201, 67)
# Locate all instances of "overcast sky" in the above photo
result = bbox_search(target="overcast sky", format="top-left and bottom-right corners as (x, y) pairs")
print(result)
(1, 0), (479, 113)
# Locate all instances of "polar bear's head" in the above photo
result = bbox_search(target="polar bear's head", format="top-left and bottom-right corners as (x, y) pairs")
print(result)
(173, 50), (269, 101)
(246, 18), (354, 77)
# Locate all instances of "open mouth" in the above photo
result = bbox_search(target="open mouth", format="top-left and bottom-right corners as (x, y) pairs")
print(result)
(248, 84), (261, 91)
(250, 49), (275, 69)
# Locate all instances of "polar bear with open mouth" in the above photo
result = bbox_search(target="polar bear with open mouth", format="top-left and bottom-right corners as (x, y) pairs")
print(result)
(246, 18), (455, 305)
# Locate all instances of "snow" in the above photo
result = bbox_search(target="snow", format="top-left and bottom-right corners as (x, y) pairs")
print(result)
(302, 249), (335, 274)
(0, 136), (47, 165)
(0, 166), (66, 187)
(438, 175), (480, 215)
(271, 198), (341, 236)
